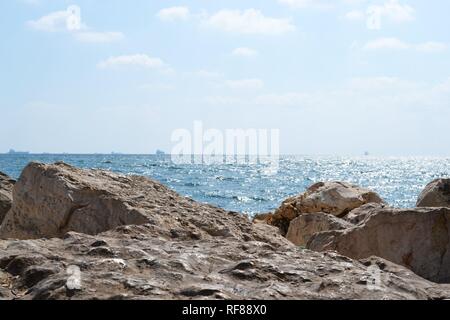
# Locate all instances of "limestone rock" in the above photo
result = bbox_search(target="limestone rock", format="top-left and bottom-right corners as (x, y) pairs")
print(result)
(252, 209), (293, 235)
(344, 203), (387, 225)
(261, 181), (385, 235)
(286, 213), (353, 246)
(359, 256), (450, 299)
(1, 226), (449, 300)
(417, 179), (450, 208)
(308, 207), (450, 283)
(292, 182), (384, 217)
(0, 162), (285, 246)
(0, 172), (15, 225)
(1, 163), (450, 299)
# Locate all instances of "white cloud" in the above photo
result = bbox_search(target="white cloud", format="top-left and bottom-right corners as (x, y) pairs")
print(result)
(28, 5), (83, 32)
(157, 6), (190, 22)
(416, 42), (448, 53)
(19, 0), (41, 5)
(363, 37), (410, 50)
(195, 70), (223, 78)
(344, 10), (365, 21)
(347, 77), (418, 91)
(255, 92), (310, 106)
(27, 5), (124, 43)
(139, 83), (175, 91)
(74, 31), (124, 43)
(225, 78), (264, 90)
(434, 78), (450, 93)
(97, 54), (168, 70)
(156, 8), (295, 36)
(204, 9), (295, 35)
(203, 95), (245, 105)
(232, 47), (258, 57)
(204, 77), (450, 112)
(341, 0), (366, 5)
(363, 38), (447, 53)
(278, 0), (334, 9)
(366, 0), (414, 30)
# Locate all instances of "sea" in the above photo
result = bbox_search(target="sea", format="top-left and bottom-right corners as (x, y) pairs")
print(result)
(0, 154), (449, 215)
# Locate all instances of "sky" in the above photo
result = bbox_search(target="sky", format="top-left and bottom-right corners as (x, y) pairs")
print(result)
(0, 0), (449, 155)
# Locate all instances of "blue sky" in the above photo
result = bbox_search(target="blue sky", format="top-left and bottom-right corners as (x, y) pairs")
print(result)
(1, 0), (449, 155)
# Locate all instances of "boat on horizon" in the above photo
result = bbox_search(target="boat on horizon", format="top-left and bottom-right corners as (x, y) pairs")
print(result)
(155, 150), (166, 155)
(7, 149), (30, 155)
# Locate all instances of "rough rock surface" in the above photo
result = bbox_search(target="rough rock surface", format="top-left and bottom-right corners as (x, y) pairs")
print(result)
(257, 181), (385, 235)
(1, 227), (450, 300)
(344, 203), (388, 225)
(286, 213), (353, 247)
(0, 172), (14, 225)
(1, 163), (450, 300)
(0, 162), (280, 245)
(308, 207), (450, 283)
(288, 181), (385, 217)
(417, 179), (450, 208)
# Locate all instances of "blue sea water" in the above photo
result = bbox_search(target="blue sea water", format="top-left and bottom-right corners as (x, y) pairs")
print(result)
(0, 154), (449, 215)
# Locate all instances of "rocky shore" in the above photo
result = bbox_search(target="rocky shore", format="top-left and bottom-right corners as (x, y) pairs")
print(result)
(1, 162), (450, 300)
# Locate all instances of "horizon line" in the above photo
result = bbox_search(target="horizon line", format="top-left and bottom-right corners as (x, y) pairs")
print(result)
(1, 152), (450, 158)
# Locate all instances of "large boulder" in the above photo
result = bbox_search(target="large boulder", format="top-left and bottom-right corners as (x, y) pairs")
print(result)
(417, 179), (450, 207)
(0, 162), (285, 245)
(0, 172), (15, 225)
(257, 181), (385, 235)
(286, 213), (353, 247)
(291, 182), (385, 217)
(308, 207), (450, 283)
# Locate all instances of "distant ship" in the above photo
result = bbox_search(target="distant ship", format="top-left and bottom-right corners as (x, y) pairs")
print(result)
(7, 149), (30, 155)
(364, 151), (370, 156)
(155, 150), (166, 155)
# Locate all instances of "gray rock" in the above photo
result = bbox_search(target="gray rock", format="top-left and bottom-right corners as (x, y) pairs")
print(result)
(1, 163), (449, 300)
(344, 203), (387, 224)
(0, 162), (284, 247)
(0, 172), (14, 226)
(308, 207), (450, 283)
(288, 181), (385, 217)
(259, 181), (385, 235)
(286, 213), (353, 246)
(1, 227), (450, 300)
(417, 179), (450, 207)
